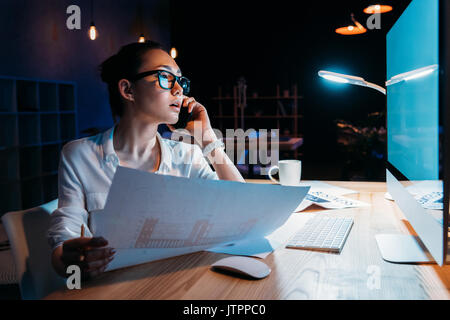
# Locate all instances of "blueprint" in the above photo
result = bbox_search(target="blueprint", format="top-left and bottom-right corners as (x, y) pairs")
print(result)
(91, 166), (309, 271)
(294, 181), (370, 211)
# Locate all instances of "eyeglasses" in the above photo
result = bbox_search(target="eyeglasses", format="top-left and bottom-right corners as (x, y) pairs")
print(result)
(129, 69), (191, 95)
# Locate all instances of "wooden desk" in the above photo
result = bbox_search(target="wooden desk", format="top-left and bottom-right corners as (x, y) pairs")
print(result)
(45, 180), (450, 300)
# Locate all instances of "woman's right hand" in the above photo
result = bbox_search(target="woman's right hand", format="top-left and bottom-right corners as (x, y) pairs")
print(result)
(59, 236), (115, 280)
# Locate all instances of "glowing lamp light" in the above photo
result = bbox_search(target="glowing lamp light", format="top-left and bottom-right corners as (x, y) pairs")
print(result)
(386, 64), (439, 86)
(364, 4), (393, 14)
(89, 23), (97, 40)
(404, 69), (433, 80)
(404, 69), (435, 80)
(138, 34), (145, 43)
(319, 70), (386, 95)
(170, 47), (178, 59)
(321, 74), (349, 83)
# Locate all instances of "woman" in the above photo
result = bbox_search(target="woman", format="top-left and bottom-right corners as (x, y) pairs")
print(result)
(48, 41), (245, 279)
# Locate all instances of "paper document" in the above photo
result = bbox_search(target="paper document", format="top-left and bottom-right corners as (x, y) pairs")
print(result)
(206, 212), (313, 258)
(406, 180), (443, 210)
(298, 181), (358, 196)
(415, 191), (443, 210)
(92, 166), (309, 271)
(294, 181), (369, 212)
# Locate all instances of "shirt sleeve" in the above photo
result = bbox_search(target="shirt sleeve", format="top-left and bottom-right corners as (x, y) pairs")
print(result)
(47, 144), (93, 251)
(189, 144), (219, 180)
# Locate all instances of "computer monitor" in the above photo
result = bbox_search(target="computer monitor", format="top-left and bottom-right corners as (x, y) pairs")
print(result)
(380, 0), (450, 266)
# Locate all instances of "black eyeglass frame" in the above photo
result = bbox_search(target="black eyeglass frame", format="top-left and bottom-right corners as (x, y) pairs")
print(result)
(128, 70), (191, 95)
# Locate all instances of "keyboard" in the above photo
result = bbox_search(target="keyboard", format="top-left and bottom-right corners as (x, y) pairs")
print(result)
(286, 216), (354, 253)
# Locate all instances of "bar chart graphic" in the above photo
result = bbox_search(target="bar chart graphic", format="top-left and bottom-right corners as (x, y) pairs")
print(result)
(134, 218), (258, 249)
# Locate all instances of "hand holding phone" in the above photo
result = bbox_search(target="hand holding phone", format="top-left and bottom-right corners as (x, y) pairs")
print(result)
(171, 103), (193, 129)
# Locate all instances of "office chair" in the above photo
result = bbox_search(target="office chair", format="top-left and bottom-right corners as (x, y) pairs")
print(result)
(1, 200), (66, 300)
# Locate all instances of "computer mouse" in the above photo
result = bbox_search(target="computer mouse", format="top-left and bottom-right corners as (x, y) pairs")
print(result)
(211, 256), (271, 279)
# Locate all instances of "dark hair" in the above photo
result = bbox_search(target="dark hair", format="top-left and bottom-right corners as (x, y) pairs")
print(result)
(99, 40), (166, 121)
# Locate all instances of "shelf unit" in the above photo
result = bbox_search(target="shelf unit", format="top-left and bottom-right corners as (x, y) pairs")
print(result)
(0, 76), (78, 215)
(210, 84), (302, 139)
(208, 84), (303, 177)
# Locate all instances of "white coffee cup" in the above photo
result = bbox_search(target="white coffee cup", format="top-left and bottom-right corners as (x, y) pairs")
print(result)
(268, 160), (302, 186)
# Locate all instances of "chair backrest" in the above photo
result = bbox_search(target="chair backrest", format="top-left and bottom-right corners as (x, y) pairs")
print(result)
(1, 200), (66, 300)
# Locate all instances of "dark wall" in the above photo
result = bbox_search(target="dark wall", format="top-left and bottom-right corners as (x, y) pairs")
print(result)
(170, 0), (411, 172)
(0, 0), (171, 133)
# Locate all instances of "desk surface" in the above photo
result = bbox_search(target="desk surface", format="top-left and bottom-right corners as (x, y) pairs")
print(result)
(45, 180), (450, 300)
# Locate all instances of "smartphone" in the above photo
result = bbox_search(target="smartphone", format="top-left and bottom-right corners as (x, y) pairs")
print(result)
(172, 105), (193, 129)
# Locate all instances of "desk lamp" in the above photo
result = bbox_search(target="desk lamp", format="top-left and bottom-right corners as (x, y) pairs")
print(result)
(318, 65), (440, 198)
(318, 64), (439, 94)
(385, 64), (439, 86)
(318, 70), (386, 94)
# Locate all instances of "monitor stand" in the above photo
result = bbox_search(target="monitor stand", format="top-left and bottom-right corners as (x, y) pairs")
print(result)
(375, 234), (433, 263)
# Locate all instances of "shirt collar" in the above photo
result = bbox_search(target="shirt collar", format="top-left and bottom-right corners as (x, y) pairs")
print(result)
(101, 125), (171, 172)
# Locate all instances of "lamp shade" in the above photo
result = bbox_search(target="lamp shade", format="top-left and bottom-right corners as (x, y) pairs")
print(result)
(319, 70), (386, 95)
(335, 14), (367, 35)
(385, 64), (439, 86)
(335, 25), (367, 35)
(364, 4), (393, 14)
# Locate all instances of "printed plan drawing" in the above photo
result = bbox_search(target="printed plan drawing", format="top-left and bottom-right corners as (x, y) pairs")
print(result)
(92, 166), (309, 270)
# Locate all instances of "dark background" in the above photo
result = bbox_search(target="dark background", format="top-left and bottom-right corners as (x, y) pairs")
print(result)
(0, 0), (412, 181)
(0, 0), (171, 131)
(169, 0), (411, 180)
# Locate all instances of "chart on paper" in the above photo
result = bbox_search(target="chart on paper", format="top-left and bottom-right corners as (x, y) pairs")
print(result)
(93, 166), (309, 252)
(134, 218), (258, 248)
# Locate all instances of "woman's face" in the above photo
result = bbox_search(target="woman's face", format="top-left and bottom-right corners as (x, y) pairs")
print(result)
(129, 48), (184, 124)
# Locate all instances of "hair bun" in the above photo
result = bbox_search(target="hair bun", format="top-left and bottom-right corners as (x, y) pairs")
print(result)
(99, 54), (120, 84)
(99, 41), (165, 84)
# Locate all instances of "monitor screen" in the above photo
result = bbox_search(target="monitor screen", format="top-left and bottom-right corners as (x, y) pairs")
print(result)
(386, 0), (446, 265)
(387, 0), (439, 181)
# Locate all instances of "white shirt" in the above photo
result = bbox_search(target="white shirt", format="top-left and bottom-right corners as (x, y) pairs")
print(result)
(47, 126), (218, 250)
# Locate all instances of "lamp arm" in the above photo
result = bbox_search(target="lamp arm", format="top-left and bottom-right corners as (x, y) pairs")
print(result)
(351, 13), (367, 31)
(357, 81), (386, 95)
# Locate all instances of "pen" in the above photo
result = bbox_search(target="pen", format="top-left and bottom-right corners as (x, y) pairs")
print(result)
(80, 224), (85, 262)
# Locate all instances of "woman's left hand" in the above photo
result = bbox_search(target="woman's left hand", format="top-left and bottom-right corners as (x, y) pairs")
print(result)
(167, 96), (216, 147)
